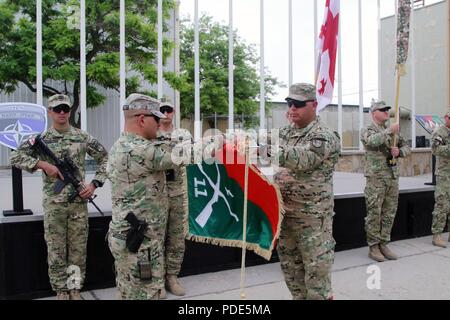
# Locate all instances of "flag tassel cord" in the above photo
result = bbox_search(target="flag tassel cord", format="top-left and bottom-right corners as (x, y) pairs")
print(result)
(240, 136), (250, 300)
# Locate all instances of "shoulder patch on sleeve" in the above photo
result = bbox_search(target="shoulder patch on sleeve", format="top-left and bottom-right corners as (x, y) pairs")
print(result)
(309, 136), (327, 155)
(311, 138), (324, 148)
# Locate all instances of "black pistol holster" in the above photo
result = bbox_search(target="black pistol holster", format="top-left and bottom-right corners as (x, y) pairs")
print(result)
(386, 155), (397, 167)
(165, 169), (175, 182)
(125, 212), (148, 253)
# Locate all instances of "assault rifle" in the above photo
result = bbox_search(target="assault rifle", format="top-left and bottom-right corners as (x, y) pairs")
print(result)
(31, 135), (104, 215)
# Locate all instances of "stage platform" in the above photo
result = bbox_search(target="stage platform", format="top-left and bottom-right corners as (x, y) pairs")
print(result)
(0, 170), (437, 299)
(0, 169), (435, 220)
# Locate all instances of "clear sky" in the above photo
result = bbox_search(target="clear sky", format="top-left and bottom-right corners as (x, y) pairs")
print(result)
(179, 0), (442, 106)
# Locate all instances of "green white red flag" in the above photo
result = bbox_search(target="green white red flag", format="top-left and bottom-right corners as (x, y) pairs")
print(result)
(186, 143), (283, 260)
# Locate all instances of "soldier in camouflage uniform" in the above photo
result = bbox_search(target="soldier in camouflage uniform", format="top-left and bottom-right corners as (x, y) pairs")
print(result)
(157, 101), (189, 298)
(361, 99), (411, 262)
(430, 108), (450, 248)
(10, 94), (108, 300)
(107, 94), (184, 300)
(272, 83), (341, 300)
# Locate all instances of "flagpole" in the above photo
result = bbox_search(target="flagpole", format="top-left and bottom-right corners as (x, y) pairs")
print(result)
(157, 0), (163, 100)
(240, 136), (249, 300)
(410, 3), (416, 148)
(259, 0), (265, 130)
(119, 0), (125, 132)
(228, 0), (234, 131)
(392, 0), (412, 164)
(358, 0), (364, 151)
(314, 0), (318, 83)
(36, 0), (43, 106)
(194, 0), (201, 141)
(392, 71), (401, 160)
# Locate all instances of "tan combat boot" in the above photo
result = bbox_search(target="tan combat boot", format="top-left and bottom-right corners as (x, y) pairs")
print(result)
(166, 275), (186, 296)
(159, 287), (167, 299)
(69, 289), (83, 300)
(56, 291), (70, 300)
(432, 234), (447, 248)
(379, 244), (398, 260)
(368, 244), (386, 262)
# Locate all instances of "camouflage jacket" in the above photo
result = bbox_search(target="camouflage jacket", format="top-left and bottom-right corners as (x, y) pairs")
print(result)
(360, 122), (411, 179)
(274, 117), (341, 217)
(157, 129), (190, 198)
(107, 132), (178, 235)
(431, 124), (450, 177)
(10, 126), (108, 203)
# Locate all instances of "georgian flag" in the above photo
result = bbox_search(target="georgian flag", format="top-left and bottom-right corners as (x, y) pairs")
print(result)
(316, 0), (340, 112)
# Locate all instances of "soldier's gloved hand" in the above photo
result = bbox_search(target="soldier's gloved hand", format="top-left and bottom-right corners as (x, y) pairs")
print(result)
(391, 147), (400, 158)
(37, 160), (64, 180)
(79, 182), (96, 199)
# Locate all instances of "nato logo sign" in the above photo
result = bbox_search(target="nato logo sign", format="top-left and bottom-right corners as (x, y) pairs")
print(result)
(0, 103), (47, 150)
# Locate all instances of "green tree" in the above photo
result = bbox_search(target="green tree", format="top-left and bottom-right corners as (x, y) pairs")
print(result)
(0, 0), (178, 127)
(179, 15), (282, 126)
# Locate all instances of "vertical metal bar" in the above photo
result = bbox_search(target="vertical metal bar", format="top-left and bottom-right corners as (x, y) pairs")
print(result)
(377, 0), (381, 99)
(288, 0), (293, 88)
(259, 0), (265, 129)
(215, 112), (217, 129)
(80, 0), (87, 131)
(358, 0), (364, 150)
(228, 0), (234, 130)
(194, 0), (201, 141)
(411, 3), (416, 148)
(119, 0), (126, 131)
(175, 1), (181, 128)
(158, 0), (163, 100)
(36, 0), (43, 105)
(314, 0), (318, 80)
(338, 14), (343, 149)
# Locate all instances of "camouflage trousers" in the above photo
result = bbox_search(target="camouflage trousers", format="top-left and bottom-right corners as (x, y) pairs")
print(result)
(364, 177), (399, 246)
(432, 175), (450, 234)
(108, 232), (165, 300)
(165, 193), (188, 276)
(43, 201), (88, 292)
(277, 215), (335, 300)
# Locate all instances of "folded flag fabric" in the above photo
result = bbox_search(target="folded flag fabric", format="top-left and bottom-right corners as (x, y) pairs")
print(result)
(186, 143), (283, 260)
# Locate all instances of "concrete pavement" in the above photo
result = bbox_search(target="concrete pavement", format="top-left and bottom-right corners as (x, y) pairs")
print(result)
(39, 233), (450, 300)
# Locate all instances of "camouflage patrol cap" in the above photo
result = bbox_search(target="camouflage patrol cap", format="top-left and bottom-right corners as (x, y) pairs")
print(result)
(123, 93), (166, 118)
(286, 83), (316, 102)
(370, 99), (391, 112)
(159, 97), (174, 109)
(48, 94), (72, 109)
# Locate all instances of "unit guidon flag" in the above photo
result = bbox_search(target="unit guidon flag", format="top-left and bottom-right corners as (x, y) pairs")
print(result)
(186, 144), (283, 260)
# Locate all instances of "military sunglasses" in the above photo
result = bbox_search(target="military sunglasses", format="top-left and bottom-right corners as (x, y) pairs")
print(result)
(377, 107), (391, 113)
(286, 99), (315, 108)
(51, 104), (71, 114)
(134, 113), (160, 123)
(160, 105), (174, 114)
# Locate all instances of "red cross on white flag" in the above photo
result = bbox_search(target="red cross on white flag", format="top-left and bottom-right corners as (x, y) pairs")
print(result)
(316, 0), (340, 112)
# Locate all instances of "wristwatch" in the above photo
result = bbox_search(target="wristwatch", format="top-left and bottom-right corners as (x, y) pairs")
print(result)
(91, 179), (103, 189)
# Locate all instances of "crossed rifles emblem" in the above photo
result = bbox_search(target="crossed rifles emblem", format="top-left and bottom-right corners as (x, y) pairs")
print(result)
(194, 162), (239, 228)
